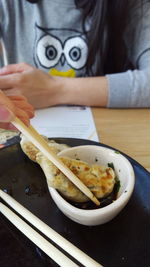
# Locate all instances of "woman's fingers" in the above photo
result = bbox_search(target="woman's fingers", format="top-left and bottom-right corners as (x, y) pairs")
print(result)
(0, 65), (54, 109)
(0, 74), (21, 89)
(3, 88), (22, 96)
(0, 91), (34, 129)
(15, 105), (34, 119)
(0, 106), (14, 122)
(0, 105), (17, 130)
(0, 103), (30, 127)
(0, 90), (15, 112)
(0, 122), (17, 131)
(7, 95), (27, 101)
(8, 95), (34, 118)
(0, 63), (34, 75)
(0, 63), (34, 90)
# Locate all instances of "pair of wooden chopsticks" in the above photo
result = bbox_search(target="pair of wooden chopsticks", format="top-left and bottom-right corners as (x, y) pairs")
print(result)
(0, 190), (103, 267)
(12, 117), (100, 206)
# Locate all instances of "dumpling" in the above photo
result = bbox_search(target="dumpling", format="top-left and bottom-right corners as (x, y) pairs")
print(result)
(20, 135), (115, 203)
(20, 134), (69, 162)
(36, 153), (115, 202)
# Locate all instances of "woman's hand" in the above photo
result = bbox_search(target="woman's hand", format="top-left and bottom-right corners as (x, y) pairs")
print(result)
(0, 90), (34, 130)
(0, 63), (65, 109)
(0, 62), (108, 108)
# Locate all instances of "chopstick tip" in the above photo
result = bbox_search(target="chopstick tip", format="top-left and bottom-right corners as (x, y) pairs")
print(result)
(92, 196), (100, 206)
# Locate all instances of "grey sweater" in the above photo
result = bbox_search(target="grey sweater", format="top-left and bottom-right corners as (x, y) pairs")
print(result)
(0, 0), (150, 108)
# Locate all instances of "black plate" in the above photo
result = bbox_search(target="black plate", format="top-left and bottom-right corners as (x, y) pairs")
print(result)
(0, 137), (150, 267)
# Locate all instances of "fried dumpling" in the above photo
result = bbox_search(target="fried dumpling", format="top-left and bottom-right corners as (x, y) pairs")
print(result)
(20, 134), (69, 162)
(36, 153), (115, 202)
(20, 135), (115, 203)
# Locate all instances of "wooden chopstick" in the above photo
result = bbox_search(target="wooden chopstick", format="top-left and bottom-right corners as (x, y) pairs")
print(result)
(0, 202), (78, 267)
(0, 190), (103, 267)
(12, 117), (100, 206)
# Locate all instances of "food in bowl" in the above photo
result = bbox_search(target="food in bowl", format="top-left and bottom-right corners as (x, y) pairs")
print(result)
(20, 135), (117, 204)
(20, 137), (135, 225)
(50, 145), (135, 225)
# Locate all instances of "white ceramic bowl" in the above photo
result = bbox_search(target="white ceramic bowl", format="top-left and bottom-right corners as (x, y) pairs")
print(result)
(49, 145), (135, 226)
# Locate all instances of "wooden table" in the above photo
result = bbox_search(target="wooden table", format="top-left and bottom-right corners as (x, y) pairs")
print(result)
(92, 108), (150, 172)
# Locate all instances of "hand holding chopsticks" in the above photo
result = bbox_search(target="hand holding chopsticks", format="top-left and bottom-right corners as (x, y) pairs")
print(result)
(0, 190), (103, 267)
(12, 116), (100, 206)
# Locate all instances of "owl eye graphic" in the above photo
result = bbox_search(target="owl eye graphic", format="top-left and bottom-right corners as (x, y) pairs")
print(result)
(64, 36), (88, 70)
(45, 45), (57, 60)
(35, 31), (88, 70)
(36, 35), (62, 68)
(69, 47), (81, 61)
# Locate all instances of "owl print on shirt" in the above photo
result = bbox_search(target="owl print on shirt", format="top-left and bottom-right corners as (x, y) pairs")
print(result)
(34, 24), (88, 77)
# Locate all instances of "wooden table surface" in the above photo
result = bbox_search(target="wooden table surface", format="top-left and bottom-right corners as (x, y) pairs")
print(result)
(92, 108), (150, 172)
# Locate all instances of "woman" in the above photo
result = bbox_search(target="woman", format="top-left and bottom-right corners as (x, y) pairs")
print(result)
(0, 0), (150, 108)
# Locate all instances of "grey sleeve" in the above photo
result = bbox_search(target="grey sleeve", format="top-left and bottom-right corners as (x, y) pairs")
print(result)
(107, 66), (150, 108)
(106, 0), (150, 108)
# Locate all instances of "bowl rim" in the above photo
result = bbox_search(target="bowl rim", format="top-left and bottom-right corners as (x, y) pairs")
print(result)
(49, 145), (135, 216)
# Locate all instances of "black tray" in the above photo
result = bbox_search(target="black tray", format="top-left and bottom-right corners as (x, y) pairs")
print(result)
(0, 137), (150, 267)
